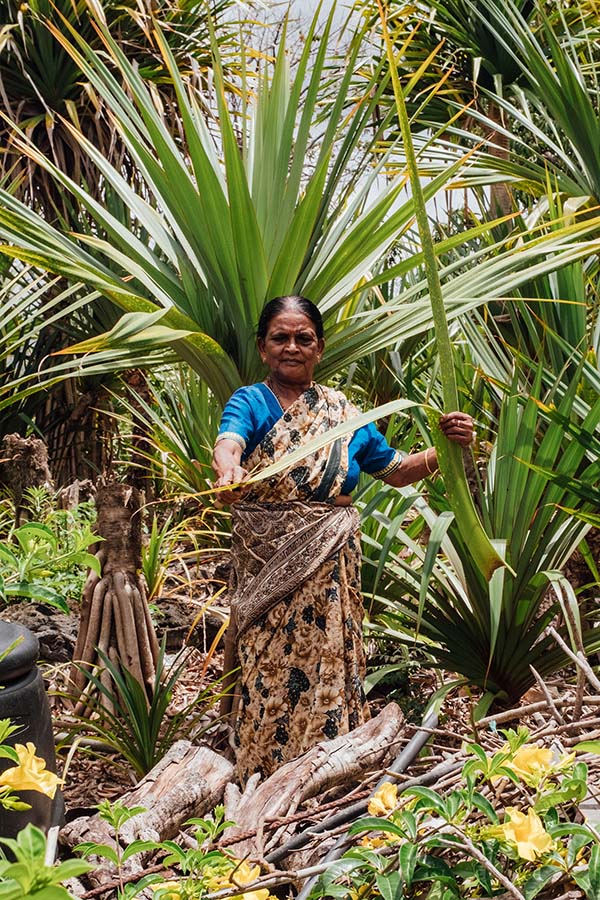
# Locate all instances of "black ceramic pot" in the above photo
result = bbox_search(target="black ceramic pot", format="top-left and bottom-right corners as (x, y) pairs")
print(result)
(0, 621), (64, 839)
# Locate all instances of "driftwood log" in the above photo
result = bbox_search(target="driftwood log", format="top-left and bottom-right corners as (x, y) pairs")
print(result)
(70, 482), (159, 711)
(60, 741), (233, 890)
(222, 702), (405, 859)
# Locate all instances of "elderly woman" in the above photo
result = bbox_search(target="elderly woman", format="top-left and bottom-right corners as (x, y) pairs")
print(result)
(213, 296), (473, 783)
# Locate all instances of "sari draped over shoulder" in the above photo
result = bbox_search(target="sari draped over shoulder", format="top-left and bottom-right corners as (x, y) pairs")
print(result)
(225, 384), (370, 783)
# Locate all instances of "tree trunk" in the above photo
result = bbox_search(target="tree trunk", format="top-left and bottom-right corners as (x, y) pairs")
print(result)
(486, 100), (512, 218)
(122, 368), (155, 497)
(70, 482), (159, 710)
(42, 380), (114, 488)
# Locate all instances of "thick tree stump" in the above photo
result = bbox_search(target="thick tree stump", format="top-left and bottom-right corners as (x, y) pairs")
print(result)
(60, 741), (233, 890)
(70, 482), (159, 710)
(222, 703), (405, 859)
(0, 433), (53, 523)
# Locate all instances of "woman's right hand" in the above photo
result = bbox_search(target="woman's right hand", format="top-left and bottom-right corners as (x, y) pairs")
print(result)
(213, 465), (250, 505)
(211, 438), (250, 505)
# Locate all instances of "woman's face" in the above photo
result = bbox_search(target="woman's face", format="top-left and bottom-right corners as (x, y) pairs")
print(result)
(258, 309), (324, 387)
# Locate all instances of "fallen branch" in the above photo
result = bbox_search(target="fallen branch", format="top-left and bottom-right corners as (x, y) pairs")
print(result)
(478, 695), (600, 726)
(549, 628), (600, 693)
(529, 666), (565, 724)
(223, 703), (404, 859)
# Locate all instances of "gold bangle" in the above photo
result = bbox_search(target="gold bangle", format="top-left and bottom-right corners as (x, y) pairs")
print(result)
(424, 448), (437, 475)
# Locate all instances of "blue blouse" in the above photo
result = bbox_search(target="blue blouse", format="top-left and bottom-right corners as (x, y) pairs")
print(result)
(217, 383), (401, 494)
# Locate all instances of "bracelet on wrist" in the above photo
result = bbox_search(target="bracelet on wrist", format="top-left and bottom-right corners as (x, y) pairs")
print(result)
(424, 447), (437, 475)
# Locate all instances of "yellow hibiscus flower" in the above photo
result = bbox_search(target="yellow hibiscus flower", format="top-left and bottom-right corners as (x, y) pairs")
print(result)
(360, 835), (390, 849)
(207, 860), (274, 900)
(501, 808), (553, 861)
(367, 782), (398, 817)
(0, 743), (62, 799)
(507, 745), (554, 782)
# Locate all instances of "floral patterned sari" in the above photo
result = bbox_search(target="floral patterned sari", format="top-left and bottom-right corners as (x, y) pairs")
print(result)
(225, 384), (369, 784)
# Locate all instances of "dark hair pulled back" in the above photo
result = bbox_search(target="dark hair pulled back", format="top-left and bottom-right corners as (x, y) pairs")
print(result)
(257, 296), (324, 341)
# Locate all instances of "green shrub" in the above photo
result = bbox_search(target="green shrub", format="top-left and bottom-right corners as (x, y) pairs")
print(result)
(0, 490), (99, 611)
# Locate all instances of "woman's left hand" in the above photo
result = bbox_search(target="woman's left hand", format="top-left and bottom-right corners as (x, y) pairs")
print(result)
(439, 411), (475, 447)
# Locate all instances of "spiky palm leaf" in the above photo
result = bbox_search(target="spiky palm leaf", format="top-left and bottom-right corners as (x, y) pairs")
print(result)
(0, 3), (595, 414)
(2, 9), (600, 413)
(0, 263), (101, 416)
(431, 0), (600, 206)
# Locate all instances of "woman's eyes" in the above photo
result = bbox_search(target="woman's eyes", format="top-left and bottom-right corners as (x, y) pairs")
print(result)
(271, 334), (315, 345)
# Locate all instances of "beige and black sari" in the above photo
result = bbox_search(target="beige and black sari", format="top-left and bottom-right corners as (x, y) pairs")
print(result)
(224, 384), (370, 784)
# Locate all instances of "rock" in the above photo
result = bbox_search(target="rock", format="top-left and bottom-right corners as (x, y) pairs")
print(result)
(0, 603), (78, 663)
(155, 596), (227, 653)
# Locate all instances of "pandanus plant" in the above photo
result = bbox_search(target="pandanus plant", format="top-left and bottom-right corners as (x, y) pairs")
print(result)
(1, 7), (600, 401)
(423, 0), (600, 209)
(363, 364), (600, 705)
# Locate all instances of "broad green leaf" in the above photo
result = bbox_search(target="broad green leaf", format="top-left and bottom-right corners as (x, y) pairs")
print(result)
(52, 859), (94, 880)
(523, 865), (561, 900)
(26, 888), (74, 900)
(575, 741), (600, 754)
(471, 792), (498, 824)
(402, 786), (447, 818)
(0, 747), (19, 763)
(376, 870), (402, 900)
(588, 842), (600, 900)
(348, 816), (407, 838)
(121, 839), (161, 862)
(14, 524), (57, 548)
(399, 841), (418, 887)
(74, 842), (119, 865)
(3, 585), (69, 613)
(0, 885), (22, 900)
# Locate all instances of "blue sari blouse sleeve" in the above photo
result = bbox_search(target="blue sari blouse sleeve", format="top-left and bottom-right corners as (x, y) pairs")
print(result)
(216, 384), (281, 459)
(345, 422), (403, 488)
(216, 388), (255, 451)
